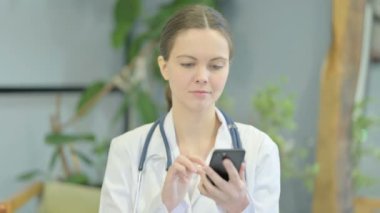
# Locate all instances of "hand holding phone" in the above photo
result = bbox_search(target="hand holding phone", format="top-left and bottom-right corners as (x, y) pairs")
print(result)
(209, 149), (245, 181)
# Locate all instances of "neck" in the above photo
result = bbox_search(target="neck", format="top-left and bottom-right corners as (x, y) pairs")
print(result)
(171, 106), (220, 159)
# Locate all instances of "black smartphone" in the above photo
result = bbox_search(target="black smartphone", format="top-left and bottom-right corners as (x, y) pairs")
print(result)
(209, 149), (245, 181)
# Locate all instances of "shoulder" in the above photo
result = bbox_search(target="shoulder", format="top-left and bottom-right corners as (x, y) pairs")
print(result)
(235, 122), (279, 156)
(109, 123), (155, 155)
(235, 123), (280, 182)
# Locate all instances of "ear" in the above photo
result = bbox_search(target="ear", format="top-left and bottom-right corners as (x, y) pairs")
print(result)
(157, 56), (169, 80)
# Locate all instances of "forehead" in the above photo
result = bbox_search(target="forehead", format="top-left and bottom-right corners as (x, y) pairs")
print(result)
(169, 28), (230, 60)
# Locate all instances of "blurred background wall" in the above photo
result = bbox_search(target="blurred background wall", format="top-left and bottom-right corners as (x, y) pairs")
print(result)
(1, 0), (379, 212)
(359, 62), (380, 197)
(0, 0), (124, 212)
(221, 0), (330, 212)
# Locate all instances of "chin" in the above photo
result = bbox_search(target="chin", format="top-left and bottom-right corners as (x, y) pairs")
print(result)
(187, 101), (215, 112)
(174, 96), (216, 112)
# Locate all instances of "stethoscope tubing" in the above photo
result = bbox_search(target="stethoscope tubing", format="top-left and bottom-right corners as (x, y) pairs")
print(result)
(133, 111), (241, 213)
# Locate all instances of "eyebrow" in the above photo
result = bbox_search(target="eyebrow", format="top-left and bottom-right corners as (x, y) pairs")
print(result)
(176, 55), (228, 61)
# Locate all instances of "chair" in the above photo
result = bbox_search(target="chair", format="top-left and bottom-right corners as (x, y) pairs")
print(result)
(3, 183), (379, 213)
(0, 181), (100, 213)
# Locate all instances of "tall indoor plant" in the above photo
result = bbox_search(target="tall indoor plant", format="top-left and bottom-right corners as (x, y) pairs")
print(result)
(19, 0), (218, 187)
(252, 82), (319, 191)
(7, 1), (220, 212)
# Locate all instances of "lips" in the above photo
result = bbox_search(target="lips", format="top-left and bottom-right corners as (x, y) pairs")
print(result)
(189, 90), (211, 94)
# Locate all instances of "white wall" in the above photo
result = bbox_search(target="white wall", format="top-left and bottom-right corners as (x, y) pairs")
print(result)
(0, 0), (122, 86)
(0, 1), (124, 212)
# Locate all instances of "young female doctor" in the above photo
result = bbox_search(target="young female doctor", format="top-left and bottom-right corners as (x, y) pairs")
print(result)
(99, 4), (280, 213)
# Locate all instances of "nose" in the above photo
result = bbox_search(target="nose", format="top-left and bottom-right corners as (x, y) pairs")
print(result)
(195, 66), (208, 84)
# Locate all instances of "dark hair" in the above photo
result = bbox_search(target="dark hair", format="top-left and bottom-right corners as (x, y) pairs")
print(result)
(159, 5), (233, 110)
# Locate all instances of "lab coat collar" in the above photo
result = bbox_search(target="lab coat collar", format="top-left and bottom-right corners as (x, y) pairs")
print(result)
(146, 108), (234, 206)
(160, 108), (234, 161)
(145, 107), (235, 161)
(214, 108), (234, 150)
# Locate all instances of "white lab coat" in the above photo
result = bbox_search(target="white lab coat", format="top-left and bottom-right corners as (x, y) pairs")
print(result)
(99, 109), (280, 213)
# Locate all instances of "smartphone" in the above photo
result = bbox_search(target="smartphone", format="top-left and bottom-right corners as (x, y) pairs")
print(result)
(209, 149), (245, 181)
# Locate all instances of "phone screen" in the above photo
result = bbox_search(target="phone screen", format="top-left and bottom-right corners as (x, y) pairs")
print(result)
(209, 149), (245, 181)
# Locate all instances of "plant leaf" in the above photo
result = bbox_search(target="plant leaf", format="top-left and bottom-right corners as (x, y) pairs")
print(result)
(353, 169), (378, 190)
(64, 172), (89, 185)
(93, 140), (111, 155)
(72, 149), (93, 166)
(134, 87), (158, 123)
(128, 0), (217, 62)
(45, 133), (95, 145)
(76, 81), (106, 117)
(112, 92), (131, 124)
(48, 148), (61, 171)
(17, 169), (43, 181)
(127, 33), (153, 64)
(147, 0), (215, 33)
(112, 0), (141, 48)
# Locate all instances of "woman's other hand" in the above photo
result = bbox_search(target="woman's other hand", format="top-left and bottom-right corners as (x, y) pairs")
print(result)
(161, 155), (205, 211)
(199, 159), (249, 213)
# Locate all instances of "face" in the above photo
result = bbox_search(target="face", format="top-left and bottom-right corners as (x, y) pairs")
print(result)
(158, 28), (230, 112)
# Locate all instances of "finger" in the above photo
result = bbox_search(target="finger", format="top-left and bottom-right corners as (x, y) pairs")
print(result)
(223, 159), (240, 182)
(176, 155), (197, 173)
(197, 167), (206, 176)
(187, 155), (206, 167)
(204, 165), (227, 189)
(171, 162), (188, 178)
(186, 155), (206, 174)
(239, 162), (246, 180)
(199, 170), (226, 201)
(178, 173), (192, 181)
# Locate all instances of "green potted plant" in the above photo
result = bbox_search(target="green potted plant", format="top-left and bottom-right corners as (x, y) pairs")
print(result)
(352, 99), (380, 191)
(351, 99), (380, 212)
(10, 0), (219, 212)
(251, 82), (319, 191)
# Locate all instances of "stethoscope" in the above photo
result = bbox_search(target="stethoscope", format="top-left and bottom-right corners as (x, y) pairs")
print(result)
(133, 111), (242, 213)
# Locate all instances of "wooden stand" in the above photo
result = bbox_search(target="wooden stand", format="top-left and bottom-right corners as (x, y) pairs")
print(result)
(0, 182), (43, 213)
(312, 0), (366, 212)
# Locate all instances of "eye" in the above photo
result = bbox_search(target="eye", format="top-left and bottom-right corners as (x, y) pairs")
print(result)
(180, 63), (195, 68)
(209, 64), (224, 71)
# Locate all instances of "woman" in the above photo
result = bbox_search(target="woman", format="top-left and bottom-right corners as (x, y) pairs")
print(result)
(100, 5), (280, 213)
